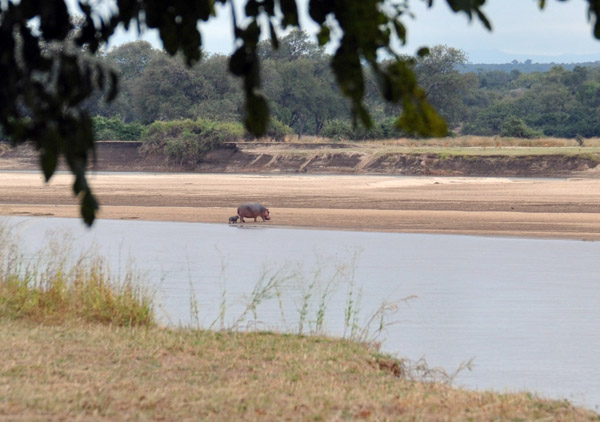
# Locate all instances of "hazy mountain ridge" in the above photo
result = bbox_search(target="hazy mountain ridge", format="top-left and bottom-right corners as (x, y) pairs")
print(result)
(459, 60), (600, 74)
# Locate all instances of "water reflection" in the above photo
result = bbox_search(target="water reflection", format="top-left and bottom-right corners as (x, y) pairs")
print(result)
(4, 216), (600, 411)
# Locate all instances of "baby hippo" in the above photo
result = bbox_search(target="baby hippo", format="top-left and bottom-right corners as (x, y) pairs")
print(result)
(228, 215), (239, 224)
(237, 203), (271, 223)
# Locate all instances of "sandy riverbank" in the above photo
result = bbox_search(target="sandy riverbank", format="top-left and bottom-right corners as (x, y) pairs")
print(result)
(1, 171), (600, 239)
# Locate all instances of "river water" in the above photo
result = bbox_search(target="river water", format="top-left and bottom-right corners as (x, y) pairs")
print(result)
(4, 216), (600, 411)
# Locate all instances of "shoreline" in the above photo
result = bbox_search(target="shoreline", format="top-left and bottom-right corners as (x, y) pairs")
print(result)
(3, 205), (600, 242)
(1, 171), (600, 240)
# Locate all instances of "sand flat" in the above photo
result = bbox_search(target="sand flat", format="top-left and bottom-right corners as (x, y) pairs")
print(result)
(1, 172), (600, 239)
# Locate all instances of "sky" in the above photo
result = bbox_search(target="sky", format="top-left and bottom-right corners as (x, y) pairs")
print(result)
(103, 0), (600, 64)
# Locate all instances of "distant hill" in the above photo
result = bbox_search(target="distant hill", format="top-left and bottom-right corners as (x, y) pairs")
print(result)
(459, 60), (600, 74)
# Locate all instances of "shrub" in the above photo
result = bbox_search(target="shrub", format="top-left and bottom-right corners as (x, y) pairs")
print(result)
(141, 118), (245, 166)
(92, 116), (145, 140)
(166, 131), (203, 166)
(321, 119), (354, 141)
(242, 117), (294, 142)
(500, 115), (541, 139)
(377, 118), (409, 139)
(264, 118), (294, 141)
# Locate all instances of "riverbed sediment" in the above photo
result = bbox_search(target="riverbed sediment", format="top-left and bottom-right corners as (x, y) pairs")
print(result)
(1, 172), (600, 240)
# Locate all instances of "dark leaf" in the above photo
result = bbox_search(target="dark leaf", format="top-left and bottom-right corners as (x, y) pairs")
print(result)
(107, 71), (119, 102)
(19, 26), (46, 71)
(417, 47), (430, 58)
(40, 148), (58, 182)
(81, 188), (99, 227)
(591, 0), (600, 38)
(445, 0), (491, 31)
(245, 0), (260, 17)
(309, 0), (333, 24)
(269, 21), (280, 49)
(159, 21), (179, 56)
(229, 47), (250, 76)
(39, 0), (71, 40)
(197, 0), (214, 20)
(397, 96), (447, 137)
(115, 0), (140, 23)
(73, 172), (87, 195)
(263, 0), (275, 16)
(317, 24), (330, 45)
(95, 64), (105, 91)
(245, 20), (261, 45)
(393, 20), (407, 44)
(356, 103), (373, 129)
(475, 8), (492, 30)
(280, 0), (299, 27)
(331, 41), (363, 100)
(245, 91), (269, 136)
(75, 5), (97, 48)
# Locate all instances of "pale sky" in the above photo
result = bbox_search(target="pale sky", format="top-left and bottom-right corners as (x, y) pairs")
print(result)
(103, 0), (600, 64)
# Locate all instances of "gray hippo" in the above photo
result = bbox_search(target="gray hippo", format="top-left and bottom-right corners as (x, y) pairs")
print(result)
(228, 215), (239, 224)
(237, 203), (271, 222)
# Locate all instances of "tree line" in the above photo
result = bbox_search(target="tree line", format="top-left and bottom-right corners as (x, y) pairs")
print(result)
(87, 31), (600, 140)
(459, 60), (600, 74)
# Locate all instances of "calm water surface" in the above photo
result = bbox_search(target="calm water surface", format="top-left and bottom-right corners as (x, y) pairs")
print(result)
(5, 216), (600, 411)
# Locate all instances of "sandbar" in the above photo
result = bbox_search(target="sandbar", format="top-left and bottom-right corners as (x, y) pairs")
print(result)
(1, 171), (600, 240)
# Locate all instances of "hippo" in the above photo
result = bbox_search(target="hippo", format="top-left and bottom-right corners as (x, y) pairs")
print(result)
(228, 215), (239, 224)
(237, 203), (271, 223)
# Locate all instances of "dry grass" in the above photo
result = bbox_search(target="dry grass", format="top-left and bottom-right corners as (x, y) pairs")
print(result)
(0, 223), (154, 327)
(1, 319), (598, 421)
(270, 135), (600, 159)
(282, 135), (600, 148)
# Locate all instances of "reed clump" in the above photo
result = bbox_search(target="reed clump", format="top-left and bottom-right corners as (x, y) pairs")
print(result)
(0, 223), (154, 327)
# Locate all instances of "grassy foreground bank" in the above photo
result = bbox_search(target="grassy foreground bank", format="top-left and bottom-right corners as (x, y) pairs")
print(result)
(1, 320), (598, 421)
(1, 226), (598, 421)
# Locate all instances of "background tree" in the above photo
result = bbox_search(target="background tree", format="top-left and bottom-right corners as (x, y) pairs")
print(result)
(258, 29), (323, 62)
(260, 31), (346, 136)
(463, 65), (600, 138)
(131, 55), (200, 123)
(106, 41), (159, 82)
(413, 45), (473, 127)
(89, 41), (161, 121)
(191, 54), (244, 122)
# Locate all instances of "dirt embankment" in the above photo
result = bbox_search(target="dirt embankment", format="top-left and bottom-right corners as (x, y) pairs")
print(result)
(1, 141), (599, 177)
